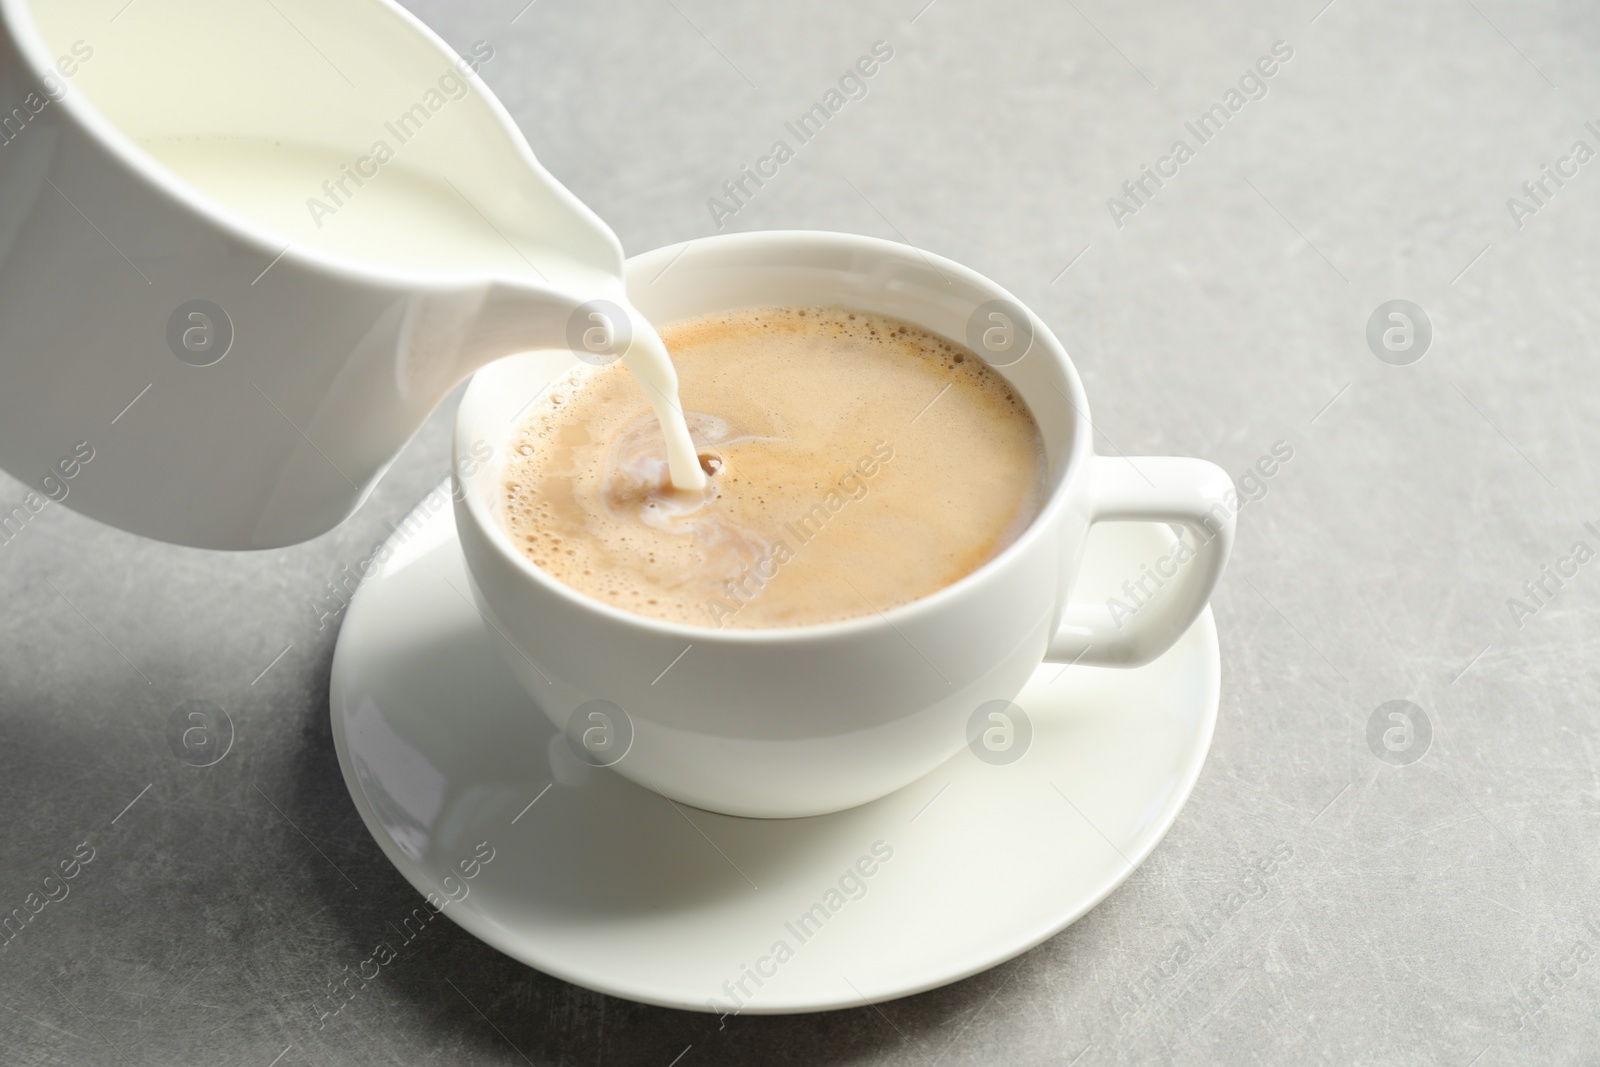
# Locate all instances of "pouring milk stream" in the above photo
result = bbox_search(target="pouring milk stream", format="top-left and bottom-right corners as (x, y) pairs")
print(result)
(0, 0), (703, 550)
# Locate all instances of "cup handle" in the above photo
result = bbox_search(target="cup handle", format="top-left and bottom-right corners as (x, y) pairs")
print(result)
(1046, 455), (1236, 668)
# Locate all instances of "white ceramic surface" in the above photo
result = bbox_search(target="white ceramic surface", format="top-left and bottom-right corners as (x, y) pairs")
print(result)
(0, 0), (620, 548)
(454, 231), (1235, 817)
(329, 492), (1219, 1014)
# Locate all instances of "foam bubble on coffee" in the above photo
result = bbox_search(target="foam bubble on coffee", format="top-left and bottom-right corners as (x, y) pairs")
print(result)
(502, 306), (1045, 629)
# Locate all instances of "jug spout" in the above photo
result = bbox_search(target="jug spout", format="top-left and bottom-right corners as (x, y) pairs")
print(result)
(240, 276), (612, 551)
(454, 278), (604, 371)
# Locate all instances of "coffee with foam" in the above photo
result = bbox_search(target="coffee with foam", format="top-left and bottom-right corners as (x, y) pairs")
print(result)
(501, 306), (1045, 629)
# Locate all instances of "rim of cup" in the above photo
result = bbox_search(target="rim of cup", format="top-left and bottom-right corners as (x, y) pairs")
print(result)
(455, 229), (1094, 644)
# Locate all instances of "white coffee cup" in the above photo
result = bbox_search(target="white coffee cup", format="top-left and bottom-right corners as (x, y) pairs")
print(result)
(453, 230), (1235, 818)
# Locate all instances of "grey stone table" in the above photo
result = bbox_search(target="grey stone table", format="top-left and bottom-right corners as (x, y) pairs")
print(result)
(3, 0), (1598, 1063)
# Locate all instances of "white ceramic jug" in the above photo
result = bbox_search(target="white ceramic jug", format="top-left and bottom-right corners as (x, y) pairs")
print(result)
(0, 0), (625, 548)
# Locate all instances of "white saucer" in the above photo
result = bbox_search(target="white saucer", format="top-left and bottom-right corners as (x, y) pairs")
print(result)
(329, 489), (1219, 1014)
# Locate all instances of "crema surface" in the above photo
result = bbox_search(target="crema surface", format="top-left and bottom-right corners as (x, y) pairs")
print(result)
(501, 307), (1044, 628)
